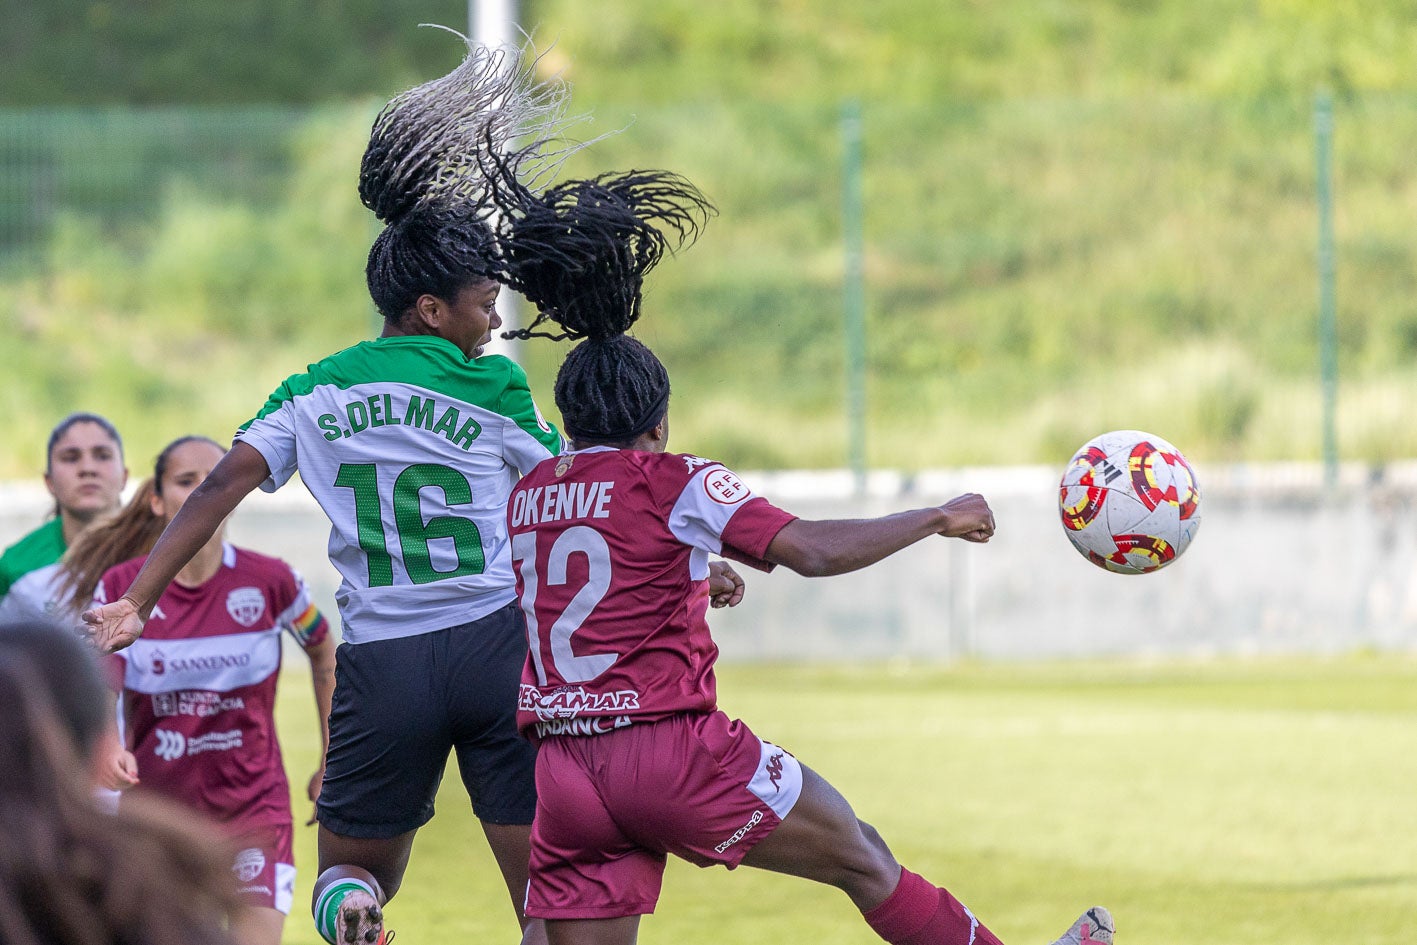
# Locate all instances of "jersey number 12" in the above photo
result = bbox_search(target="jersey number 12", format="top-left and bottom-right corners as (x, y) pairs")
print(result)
(511, 527), (616, 685)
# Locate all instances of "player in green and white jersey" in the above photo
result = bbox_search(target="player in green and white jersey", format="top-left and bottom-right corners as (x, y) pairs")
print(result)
(84, 37), (582, 945)
(0, 413), (128, 623)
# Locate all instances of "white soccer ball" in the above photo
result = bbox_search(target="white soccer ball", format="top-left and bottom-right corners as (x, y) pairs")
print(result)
(1058, 430), (1201, 575)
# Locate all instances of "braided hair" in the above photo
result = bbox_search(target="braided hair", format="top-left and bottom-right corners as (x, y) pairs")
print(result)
(360, 30), (580, 322)
(483, 153), (716, 444)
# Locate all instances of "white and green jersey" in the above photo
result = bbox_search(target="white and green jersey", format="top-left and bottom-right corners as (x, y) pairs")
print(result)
(236, 335), (562, 644)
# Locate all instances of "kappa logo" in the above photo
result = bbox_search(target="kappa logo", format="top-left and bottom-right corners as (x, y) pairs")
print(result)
(703, 468), (750, 505)
(714, 809), (764, 854)
(232, 847), (266, 884)
(226, 587), (266, 627)
(154, 728), (185, 761)
(765, 752), (785, 792)
(682, 455), (712, 473)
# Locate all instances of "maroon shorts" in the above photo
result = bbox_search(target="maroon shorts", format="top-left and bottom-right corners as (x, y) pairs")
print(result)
(228, 823), (296, 914)
(526, 711), (803, 920)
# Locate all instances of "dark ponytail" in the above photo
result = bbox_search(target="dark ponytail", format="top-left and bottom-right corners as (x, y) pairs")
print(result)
(482, 159), (715, 445)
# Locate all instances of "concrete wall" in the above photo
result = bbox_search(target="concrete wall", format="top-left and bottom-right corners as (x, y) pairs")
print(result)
(7, 461), (1415, 662)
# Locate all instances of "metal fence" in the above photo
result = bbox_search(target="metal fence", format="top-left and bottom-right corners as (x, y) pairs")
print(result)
(2, 96), (1416, 476)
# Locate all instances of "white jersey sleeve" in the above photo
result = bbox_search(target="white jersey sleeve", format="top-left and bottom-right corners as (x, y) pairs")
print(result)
(666, 464), (762, 554)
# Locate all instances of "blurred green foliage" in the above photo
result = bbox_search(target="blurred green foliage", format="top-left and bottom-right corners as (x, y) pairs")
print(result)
(0, 0), (469, 105)
(3, 2), (1417, 476)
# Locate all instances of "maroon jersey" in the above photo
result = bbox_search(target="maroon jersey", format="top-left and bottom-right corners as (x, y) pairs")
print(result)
(98, 544), (330, 832)
(508, 447), (796, 739)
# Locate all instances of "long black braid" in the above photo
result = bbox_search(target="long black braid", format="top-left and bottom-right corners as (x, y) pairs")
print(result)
(359, 31), (581, 322)
(481, 148), (716, 443)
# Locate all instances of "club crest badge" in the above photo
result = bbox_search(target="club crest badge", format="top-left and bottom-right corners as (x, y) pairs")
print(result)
(232, 847), (266, 884)
(226, 587), (266, 627)
(555, 454), (575, 477)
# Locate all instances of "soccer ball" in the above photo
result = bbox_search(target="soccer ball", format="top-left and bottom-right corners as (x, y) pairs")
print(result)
(1058, 430), (1201, 575)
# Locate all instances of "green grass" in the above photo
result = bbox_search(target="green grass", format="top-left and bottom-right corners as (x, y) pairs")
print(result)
(273, 656), (1417, 945)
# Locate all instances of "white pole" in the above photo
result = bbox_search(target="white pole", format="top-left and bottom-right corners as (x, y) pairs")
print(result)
(472, 0), (519, 51)
(470, 0), (524, 360)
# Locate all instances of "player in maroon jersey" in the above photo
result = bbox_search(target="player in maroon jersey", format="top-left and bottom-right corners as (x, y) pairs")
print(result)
(63, 436), (336, 945)
(486, 160), (1116, 945)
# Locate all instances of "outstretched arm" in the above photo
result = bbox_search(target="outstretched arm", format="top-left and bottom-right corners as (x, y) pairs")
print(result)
(82, 442), (272, 651)
(304, 631), (336, 825)
(764, 492), (994, 577)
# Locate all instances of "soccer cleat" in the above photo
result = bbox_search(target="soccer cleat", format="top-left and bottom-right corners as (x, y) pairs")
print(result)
(1047, 907), (1114, 945)
(338, 888), (395, 945)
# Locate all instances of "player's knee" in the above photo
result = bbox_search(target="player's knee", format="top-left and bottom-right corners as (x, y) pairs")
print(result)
(827, 819), (898, 898)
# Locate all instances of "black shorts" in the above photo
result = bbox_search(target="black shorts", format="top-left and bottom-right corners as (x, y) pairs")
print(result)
(316, 601), (537, 838)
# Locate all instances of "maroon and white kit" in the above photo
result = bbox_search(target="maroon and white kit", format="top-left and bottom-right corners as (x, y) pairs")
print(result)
(99, 543), (330, 914)
(508, 447), (803, 918)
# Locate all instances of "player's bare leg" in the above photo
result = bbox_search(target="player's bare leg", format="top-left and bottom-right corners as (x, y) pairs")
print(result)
(738, 763), (900, 909)
(544, 915), (641, 945)
(230, 905), (285, 945)
(742, 761), (1008, 943)
(313, 829), (417, 945)
(740, 762), (1113, 944)
(482, 821), (550, 945)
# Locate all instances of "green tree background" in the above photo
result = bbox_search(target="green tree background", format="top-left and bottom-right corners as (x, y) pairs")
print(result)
(3, 1), (1417, 475)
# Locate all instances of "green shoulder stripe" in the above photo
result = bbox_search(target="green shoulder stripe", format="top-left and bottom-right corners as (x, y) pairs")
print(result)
(242, 336), (551, 430)
(0, 518), (65, 597)
(497, 359), (562, 453)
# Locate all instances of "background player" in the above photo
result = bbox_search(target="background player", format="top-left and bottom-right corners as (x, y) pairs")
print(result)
(0, 412), (128, 621)
(65, 435), (335, 945)
(489, 163), (1116, 945)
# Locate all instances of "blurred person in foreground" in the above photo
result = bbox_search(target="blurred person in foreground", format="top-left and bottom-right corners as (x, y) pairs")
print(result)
(0, 413), (128, 621)
(0, 618), (240, 945)
(60, 435), (336, 945)
(476, 141), (1116, 945)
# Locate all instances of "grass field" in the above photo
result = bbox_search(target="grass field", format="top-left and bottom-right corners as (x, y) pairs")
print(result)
(271, 656), (1417, 945)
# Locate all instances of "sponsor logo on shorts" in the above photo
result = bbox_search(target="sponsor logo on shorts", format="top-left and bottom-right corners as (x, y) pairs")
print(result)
(715, 809), (764, 854)
(226, 587), (267, 627)
(152, 728), (244, 761)
(233, 847), (266, 883)
(703, 469), (749, 505)
(519, 684), (640, 721)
